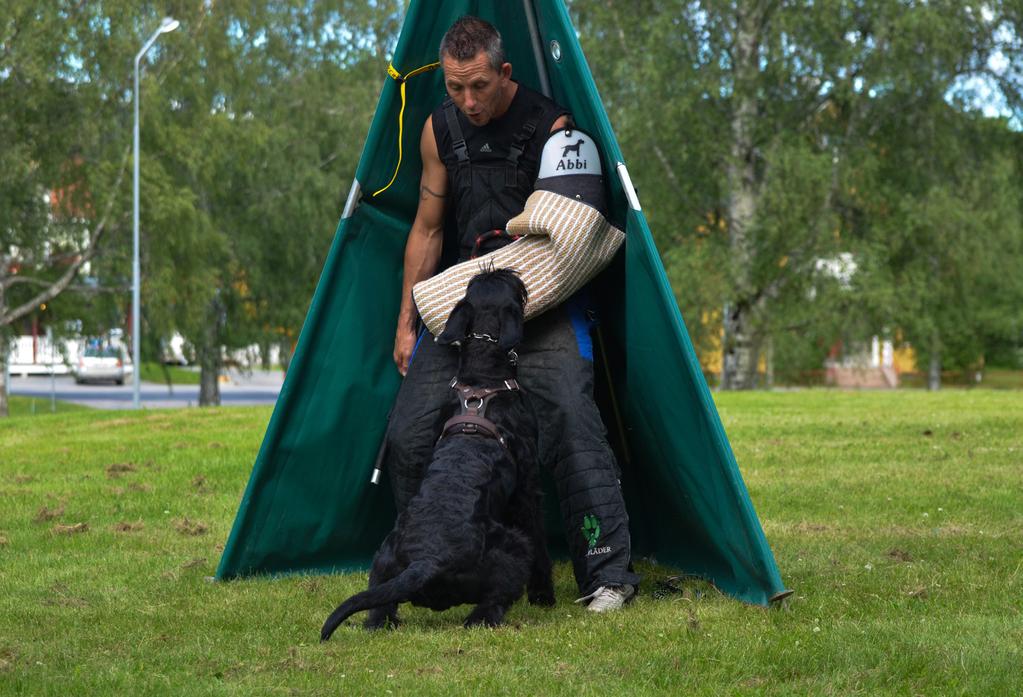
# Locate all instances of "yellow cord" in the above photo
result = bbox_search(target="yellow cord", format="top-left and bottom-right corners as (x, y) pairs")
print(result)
(372, 61), (441, 198)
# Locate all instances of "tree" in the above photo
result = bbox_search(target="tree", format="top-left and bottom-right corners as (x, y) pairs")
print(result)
(0, 0), (143, 416)
(855, 110), (1023, 389)
(133, 1), (397, 405)
(574, 0), (1023, 389)
(2, 1), (400, 413)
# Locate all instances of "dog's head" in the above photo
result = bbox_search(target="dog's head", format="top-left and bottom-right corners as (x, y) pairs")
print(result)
(437, 269), (527, 352)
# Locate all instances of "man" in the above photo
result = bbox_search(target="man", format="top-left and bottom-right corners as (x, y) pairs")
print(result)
(383, 16), (639, 612)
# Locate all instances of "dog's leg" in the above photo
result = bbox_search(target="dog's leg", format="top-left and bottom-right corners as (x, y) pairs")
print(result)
(525, 516), (556, 607)
(363, 561), (402, 631)
(508, 477), (556, 606)
(321, 554), (436, 641)
(463, 529), (531, 628)
(364, 605), (400, 630)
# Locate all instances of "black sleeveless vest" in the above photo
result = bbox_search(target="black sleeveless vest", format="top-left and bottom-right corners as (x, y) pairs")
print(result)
(433, 83), (568, 261)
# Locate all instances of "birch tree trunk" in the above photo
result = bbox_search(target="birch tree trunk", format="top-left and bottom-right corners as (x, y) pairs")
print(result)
(198, 296), (225, 407)
(0, 281), (8, 417)
(0, 349), (8, 418)
(928, 334), (942, 391)
(721, 3), (763, 391)
(278, 340), (293, 375)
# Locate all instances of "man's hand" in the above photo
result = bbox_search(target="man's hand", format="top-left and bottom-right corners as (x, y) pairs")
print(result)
(393, 325), (418, 376)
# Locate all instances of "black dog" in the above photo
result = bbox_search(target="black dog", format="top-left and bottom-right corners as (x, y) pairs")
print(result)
(561, 139), (585, 157)
(321, 270), (554, 639)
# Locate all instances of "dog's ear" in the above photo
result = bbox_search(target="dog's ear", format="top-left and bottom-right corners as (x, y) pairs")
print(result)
(437, 300), (472, 345)
(497, 304), (524, 352)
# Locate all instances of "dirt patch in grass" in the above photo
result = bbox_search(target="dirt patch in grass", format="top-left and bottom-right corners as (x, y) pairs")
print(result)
(0, 647), (16, 672)
(887, 548), (914, 562)
(128, 482), (154, 493)
(101, 418), (134, 428)
(763, 520), (837, 535)
(191, 475), (209, 492)
(12, 475), (36, 484)
(298, 578), (323, 594)
(113, 521), (145, 533)
(933, 523), (975, 536)
(180, 557), (207, 569)
(44, 583), (89, 608)
(102, 415), (172, 428)
(877, 523), (993, 538)
(52, 522), (89, 535)
(34, 505), (65, 523)
(0, 533), (8, 546)
(792, 520), (835, 533)
(173, 518), (208, 536)
(105, 462), (137, 478)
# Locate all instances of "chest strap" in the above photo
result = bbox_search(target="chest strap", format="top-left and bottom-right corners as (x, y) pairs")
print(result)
(442, 100), (544, 188)
(438, 378), (521, 449)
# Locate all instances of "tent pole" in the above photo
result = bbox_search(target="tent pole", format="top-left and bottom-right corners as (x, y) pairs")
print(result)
(341, 179), (361, 219)
(523, 0), (552, 98)
(616, 162), (642, 211)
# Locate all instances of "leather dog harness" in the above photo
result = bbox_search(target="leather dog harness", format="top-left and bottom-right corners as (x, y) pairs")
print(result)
(370, 329), (521, 485)
(438, 377), (520, 450)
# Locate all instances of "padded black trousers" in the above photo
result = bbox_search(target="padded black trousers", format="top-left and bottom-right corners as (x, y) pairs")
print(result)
(382, 305), (640, 596)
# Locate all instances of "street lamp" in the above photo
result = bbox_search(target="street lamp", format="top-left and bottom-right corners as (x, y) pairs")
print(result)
(133, 16), (179, 409)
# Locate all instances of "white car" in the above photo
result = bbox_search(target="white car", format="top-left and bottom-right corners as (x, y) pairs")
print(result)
(73, 345), (134, 385)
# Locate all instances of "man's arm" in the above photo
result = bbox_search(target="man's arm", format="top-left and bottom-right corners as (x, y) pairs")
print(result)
(551, 114), (571, 132)
(393, 115), (448, 375)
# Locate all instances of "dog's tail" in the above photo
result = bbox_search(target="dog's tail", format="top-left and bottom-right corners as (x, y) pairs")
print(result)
(320, 560), (436, 641)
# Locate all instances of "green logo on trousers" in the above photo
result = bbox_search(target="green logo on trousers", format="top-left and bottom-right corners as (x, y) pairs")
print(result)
(582, 514), (601, 549)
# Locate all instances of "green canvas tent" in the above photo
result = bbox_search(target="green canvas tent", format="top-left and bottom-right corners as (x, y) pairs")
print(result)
(217, 0), (790, 607)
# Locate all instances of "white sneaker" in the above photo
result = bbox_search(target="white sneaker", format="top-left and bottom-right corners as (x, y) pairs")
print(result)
(575, 584), (635, 613)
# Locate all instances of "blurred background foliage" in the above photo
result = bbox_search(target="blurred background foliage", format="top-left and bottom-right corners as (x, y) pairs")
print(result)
(2, 0), (1021, 403)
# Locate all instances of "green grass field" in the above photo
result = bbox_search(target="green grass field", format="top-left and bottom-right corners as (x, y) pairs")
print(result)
(1, 391), (1020, 695)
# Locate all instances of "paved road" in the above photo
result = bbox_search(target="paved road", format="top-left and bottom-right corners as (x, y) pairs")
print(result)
(9, 369), (284, 409)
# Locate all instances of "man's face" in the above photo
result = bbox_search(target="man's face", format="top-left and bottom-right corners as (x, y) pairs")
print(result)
(442, 51), (512, 126)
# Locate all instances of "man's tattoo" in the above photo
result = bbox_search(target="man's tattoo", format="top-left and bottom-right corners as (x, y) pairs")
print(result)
(420, 184), (446, 201)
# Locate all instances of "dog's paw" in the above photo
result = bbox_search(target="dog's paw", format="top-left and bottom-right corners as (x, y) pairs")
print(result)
(527, 588), (556, 607)
(364, 614), (401, 631)
(463, 605), (505, 628)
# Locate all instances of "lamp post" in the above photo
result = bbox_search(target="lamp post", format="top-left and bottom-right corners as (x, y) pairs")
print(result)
(133, 16), (179, 409)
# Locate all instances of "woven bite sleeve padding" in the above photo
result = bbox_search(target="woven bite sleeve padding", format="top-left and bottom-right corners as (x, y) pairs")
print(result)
(413, 190), (625, 336)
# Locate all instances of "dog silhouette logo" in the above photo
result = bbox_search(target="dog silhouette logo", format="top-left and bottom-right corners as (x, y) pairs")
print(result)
(562, 139), (585, 158)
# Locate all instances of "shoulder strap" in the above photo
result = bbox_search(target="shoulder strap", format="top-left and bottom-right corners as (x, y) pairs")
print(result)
(505, 104), (543, 186)
(443, 99), (470, 164)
